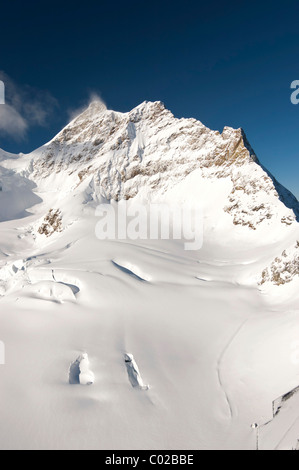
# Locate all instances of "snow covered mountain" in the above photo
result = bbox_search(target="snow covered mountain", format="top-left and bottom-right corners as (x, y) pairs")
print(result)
(0, 101), (298, 450)
(2, 100), (299, 234)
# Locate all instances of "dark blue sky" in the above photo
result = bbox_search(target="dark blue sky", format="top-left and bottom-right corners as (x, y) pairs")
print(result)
(0, 0), (298, 197)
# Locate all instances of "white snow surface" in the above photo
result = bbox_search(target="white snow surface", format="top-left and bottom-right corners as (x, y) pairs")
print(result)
(0, 101), (298, 449)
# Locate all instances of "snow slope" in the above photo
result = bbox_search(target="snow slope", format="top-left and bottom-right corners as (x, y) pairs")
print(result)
(0, 101), (298, 450)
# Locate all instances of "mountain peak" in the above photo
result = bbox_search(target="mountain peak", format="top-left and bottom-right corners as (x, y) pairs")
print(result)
(134, 100), (166, 111)
(71, 99), (108, 123)
(87, 99), (107, 113)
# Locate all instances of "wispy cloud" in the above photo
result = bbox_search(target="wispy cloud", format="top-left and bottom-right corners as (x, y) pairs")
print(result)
(0, 104), (27, 140)
(67, 92), (107, 122)
(0, 72), (58, 140)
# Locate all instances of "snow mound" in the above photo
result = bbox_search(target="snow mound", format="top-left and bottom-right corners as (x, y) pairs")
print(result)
(21, 281), (77, 303)
(69, 353), (94, 385)
(124, 353), (149, 390)
(112, 260), (151, 282)
(78, 353), (95, 385)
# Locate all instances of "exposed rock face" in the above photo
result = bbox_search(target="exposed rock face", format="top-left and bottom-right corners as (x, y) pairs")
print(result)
(260, 241), (299, 286)
(38, 209), (62, 237)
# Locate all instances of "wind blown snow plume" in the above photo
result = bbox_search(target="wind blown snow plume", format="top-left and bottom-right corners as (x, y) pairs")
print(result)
(67, 93), (107, 123)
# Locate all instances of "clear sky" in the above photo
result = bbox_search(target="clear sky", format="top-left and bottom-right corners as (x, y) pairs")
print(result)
(0, 0), (298, 198)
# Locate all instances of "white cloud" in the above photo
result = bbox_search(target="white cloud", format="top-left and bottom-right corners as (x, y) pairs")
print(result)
(0, 72), (58, 140)
(0, 104), (27, 140)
